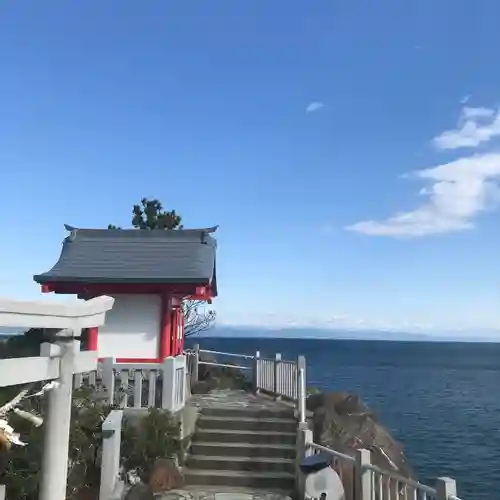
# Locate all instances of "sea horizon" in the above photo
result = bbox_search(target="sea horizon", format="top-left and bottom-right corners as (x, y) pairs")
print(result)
(199, 325), (500, 343)
(2, 325), (500, 343)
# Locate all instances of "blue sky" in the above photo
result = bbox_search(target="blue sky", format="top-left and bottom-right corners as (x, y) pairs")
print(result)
(1, 1), (500, 338)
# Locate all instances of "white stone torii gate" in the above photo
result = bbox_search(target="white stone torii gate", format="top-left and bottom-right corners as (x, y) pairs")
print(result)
(0, 295), (115, 500)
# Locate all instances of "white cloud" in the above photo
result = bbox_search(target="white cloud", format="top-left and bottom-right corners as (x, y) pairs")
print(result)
(346, 102), (500, 237)
(306, 102), (324, 113)
(433, 105), (500, 150)
(460, 94), (471, 104)
(461, 106), (495, 120)
(346, 153), (500, 237)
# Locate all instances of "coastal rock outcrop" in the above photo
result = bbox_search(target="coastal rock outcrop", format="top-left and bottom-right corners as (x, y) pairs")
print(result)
(307, 391), (415, 482)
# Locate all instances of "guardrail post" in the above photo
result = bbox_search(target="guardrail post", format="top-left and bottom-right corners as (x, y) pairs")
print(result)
(73, 372), (83, 390)
(99, 410), (123, 500)
(177, 355), (187, 411)
(161, 356), (176, 411)
(435, 477), (457, 500)
(355, 448), (372, 500)
(297, 355), (306, 423)
(253, 350), (260, 393)
(296, 426), (312, 500)
(274, 353), (282, 400)
(101, 357), (116, 405)
(191, 344), (199, 384)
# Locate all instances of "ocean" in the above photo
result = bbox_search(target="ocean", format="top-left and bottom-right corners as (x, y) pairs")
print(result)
(186, 337), (500, 500)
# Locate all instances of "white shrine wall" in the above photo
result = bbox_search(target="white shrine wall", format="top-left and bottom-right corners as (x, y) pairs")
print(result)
(97, 294), (161, 359)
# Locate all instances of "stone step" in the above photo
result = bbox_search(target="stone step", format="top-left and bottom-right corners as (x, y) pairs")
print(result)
(197, 415), (297, 433)
(190, 441), (296, 459)
(161, 485), (293, 499)
(183, 468), (295, 490)
(194, 428), (297, 446)
(186, 454), (295, 474)
(200, 406), (295, 420)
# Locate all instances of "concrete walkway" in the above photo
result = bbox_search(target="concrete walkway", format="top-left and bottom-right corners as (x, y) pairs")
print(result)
(188, 389), (296, 412)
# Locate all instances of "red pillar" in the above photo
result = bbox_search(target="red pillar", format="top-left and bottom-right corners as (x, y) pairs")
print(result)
(87, 327), (98, 351)
(170, 306), (185, 356)
(159, 294), (172, 359)
(171, 308), (178, 356)
(178, 308), (185, 354)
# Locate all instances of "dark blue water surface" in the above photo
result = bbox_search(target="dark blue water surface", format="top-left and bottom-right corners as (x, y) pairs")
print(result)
(187, 337), (500, 499)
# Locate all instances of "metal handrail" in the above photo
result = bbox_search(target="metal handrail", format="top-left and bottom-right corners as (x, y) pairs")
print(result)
(306, 441), (462, 500)
(198, 361), (251, 370)
(199, 348), (255, 360)
(364, 463), (437, 495)
(308, 442), (356, 463)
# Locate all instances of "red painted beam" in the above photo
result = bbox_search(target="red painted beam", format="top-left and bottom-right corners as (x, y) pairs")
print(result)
(187, 284), (214, 303)
(87, 327), (98, 351)
(41, 282), (205, 297)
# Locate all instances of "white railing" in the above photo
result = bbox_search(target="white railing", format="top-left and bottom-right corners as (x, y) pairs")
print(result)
(255, 355), (274, 392)
(255, 352), (302, 400)
(296, 430), (462, 500)
(188, 344), (303, 402)
(75, 355), (187, 413)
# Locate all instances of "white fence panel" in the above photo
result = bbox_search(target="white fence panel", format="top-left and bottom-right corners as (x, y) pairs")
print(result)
(256, 357), (275, 393)
(85, 356), (186, 412)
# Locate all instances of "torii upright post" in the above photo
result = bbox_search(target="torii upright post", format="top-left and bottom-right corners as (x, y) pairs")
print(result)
(39, 334), (80, 500)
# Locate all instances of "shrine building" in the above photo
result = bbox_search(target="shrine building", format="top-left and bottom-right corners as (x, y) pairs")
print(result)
(33, 225), (218, 362)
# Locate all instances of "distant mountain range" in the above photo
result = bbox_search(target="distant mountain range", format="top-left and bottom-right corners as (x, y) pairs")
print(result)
(0, 328), (23, 340)
(204, 326), (500, 343)
(2, 325), (498, 343)
(0, 327), (26, 338)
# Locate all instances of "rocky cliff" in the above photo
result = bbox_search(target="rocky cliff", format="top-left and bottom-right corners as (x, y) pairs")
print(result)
(307, 391), (414, 475)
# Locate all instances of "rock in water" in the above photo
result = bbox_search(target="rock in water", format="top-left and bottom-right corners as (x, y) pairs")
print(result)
(307, 392), (415, 499)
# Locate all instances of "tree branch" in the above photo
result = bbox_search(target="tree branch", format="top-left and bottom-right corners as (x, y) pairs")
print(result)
(182, 300), (216, 338)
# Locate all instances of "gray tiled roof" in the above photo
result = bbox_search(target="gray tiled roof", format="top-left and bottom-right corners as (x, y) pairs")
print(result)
(34, 226), (217, 293)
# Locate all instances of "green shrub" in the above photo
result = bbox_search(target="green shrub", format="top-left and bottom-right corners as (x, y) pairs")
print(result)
(307, 386), (321, 396)
(0, 386), (112, 500)
(1, 385), (181, 499)
(120, 408), (181, 482)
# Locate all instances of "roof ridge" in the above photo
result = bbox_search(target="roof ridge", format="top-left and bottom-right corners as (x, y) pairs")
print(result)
(64, 224), (218, 233)
(34, 224), (218, 295)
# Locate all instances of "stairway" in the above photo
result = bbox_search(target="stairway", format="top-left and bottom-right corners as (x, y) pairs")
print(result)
(183, 403), (297, 495)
